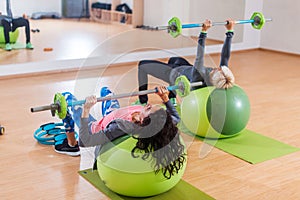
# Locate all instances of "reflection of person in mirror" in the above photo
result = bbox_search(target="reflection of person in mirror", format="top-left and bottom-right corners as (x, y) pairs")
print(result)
(0, 0), (34, 51)
(134, 19), (236, 106)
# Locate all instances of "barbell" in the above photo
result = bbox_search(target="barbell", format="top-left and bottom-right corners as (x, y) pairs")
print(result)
(157, 12), (272, 38)
(30, 76), (203, 119)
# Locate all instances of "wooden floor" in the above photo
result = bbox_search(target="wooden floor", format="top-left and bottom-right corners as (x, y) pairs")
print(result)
(0, 19), (300, 200)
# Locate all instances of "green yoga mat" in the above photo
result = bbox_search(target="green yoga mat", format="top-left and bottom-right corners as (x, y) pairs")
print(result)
(79, 169), (215, 200)
(0, 42), (26, 49)
(179, 122), (300, 164)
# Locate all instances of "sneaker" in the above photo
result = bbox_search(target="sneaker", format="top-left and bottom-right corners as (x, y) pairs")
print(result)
(100, 86), (112, 98)
(100, 87), (120, 116)
(62, 92), (78, 103)
(26, 42), (34, 49)
(131, 99), (147, 106)
(54, 138), (80, 156)
(62, 111), (74, 133)
(170, 98), (177, 107)
(5, 43), (12, 51)
(62, 92), (80, 113)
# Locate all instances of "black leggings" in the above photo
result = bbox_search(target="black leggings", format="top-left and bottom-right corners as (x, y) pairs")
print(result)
(138, 57), (192, 104)
(1, 17), (31, 43)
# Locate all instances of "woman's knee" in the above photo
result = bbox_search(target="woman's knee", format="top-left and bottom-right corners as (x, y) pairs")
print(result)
(1, 19), (10, 28)
(168, 57), (180, 64)
(138, 60), (153, 72)
(138, 60), (154, 67)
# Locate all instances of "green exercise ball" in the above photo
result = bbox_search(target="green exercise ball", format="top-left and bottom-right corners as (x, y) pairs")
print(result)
(97, 136), (187, 197)
(181, 85), (250, 139)
(207, 86), (250, 135)
(0, 27), (19, 43)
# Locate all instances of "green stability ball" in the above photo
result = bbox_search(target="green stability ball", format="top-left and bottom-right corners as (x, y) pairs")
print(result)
(181, 85), (250, 139)
(0, 27), (19, 43)
(97, 136), (187, 197)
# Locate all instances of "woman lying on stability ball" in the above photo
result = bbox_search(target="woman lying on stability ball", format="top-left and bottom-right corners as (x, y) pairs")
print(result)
(134, 19), (236, 106)
(58, 86), (186, 179)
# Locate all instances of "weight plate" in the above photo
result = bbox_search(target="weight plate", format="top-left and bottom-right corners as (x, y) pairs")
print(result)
(175, 75), (191, 97)
(54, 93), (67, 119)
(168, 17), (182, 38)
(251, 12), (265, 30)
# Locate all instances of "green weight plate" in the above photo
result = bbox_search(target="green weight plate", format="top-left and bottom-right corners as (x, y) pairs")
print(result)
(251, 12), (265, 30)
(54, 93), (67, 119)
(175, 75), (190, 97)
(168, 17), (182, 38)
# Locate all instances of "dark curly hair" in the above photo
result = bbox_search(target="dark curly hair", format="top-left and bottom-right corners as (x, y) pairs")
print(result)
(131, 108), (186, 179)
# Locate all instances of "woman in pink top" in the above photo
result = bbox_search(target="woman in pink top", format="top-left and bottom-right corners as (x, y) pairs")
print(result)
(90, 104), (146, 133)
(57, 86), (185, 179)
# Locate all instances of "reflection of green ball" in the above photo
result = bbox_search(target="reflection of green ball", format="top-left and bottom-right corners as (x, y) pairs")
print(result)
(97, 137), (187, 197)
(181, 85), (250, 139)
(0, 27), (19, 43)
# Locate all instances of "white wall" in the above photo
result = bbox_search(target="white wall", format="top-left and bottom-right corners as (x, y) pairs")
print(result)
(142, 0), (300, 55)
(261, 0), (300, 54)
(143, 0), (244, 42)
(238, 0), (263, 49)
(188, 0), (245, 43)
(143, 0), (190, 27)
(0, 0), (61, 17)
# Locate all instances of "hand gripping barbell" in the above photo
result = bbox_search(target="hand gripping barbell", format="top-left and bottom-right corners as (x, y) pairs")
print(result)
(157, 12), (272, 38)
(30, 76), (203, 119)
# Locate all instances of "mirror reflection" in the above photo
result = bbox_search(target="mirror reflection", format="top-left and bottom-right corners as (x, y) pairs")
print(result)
(0, 0), (245, 66)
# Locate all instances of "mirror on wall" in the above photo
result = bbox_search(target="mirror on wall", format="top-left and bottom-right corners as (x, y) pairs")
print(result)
(0, 0), (245, 67)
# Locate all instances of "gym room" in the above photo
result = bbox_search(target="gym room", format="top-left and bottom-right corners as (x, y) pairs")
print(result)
(0, 0), (299, 199)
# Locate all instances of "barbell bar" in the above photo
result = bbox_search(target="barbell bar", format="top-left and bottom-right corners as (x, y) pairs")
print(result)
(30, 75), (203, 119)
(158, 12), (272, 38)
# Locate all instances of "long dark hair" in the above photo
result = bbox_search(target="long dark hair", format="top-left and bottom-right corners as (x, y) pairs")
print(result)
(131, 109), (186, 179)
